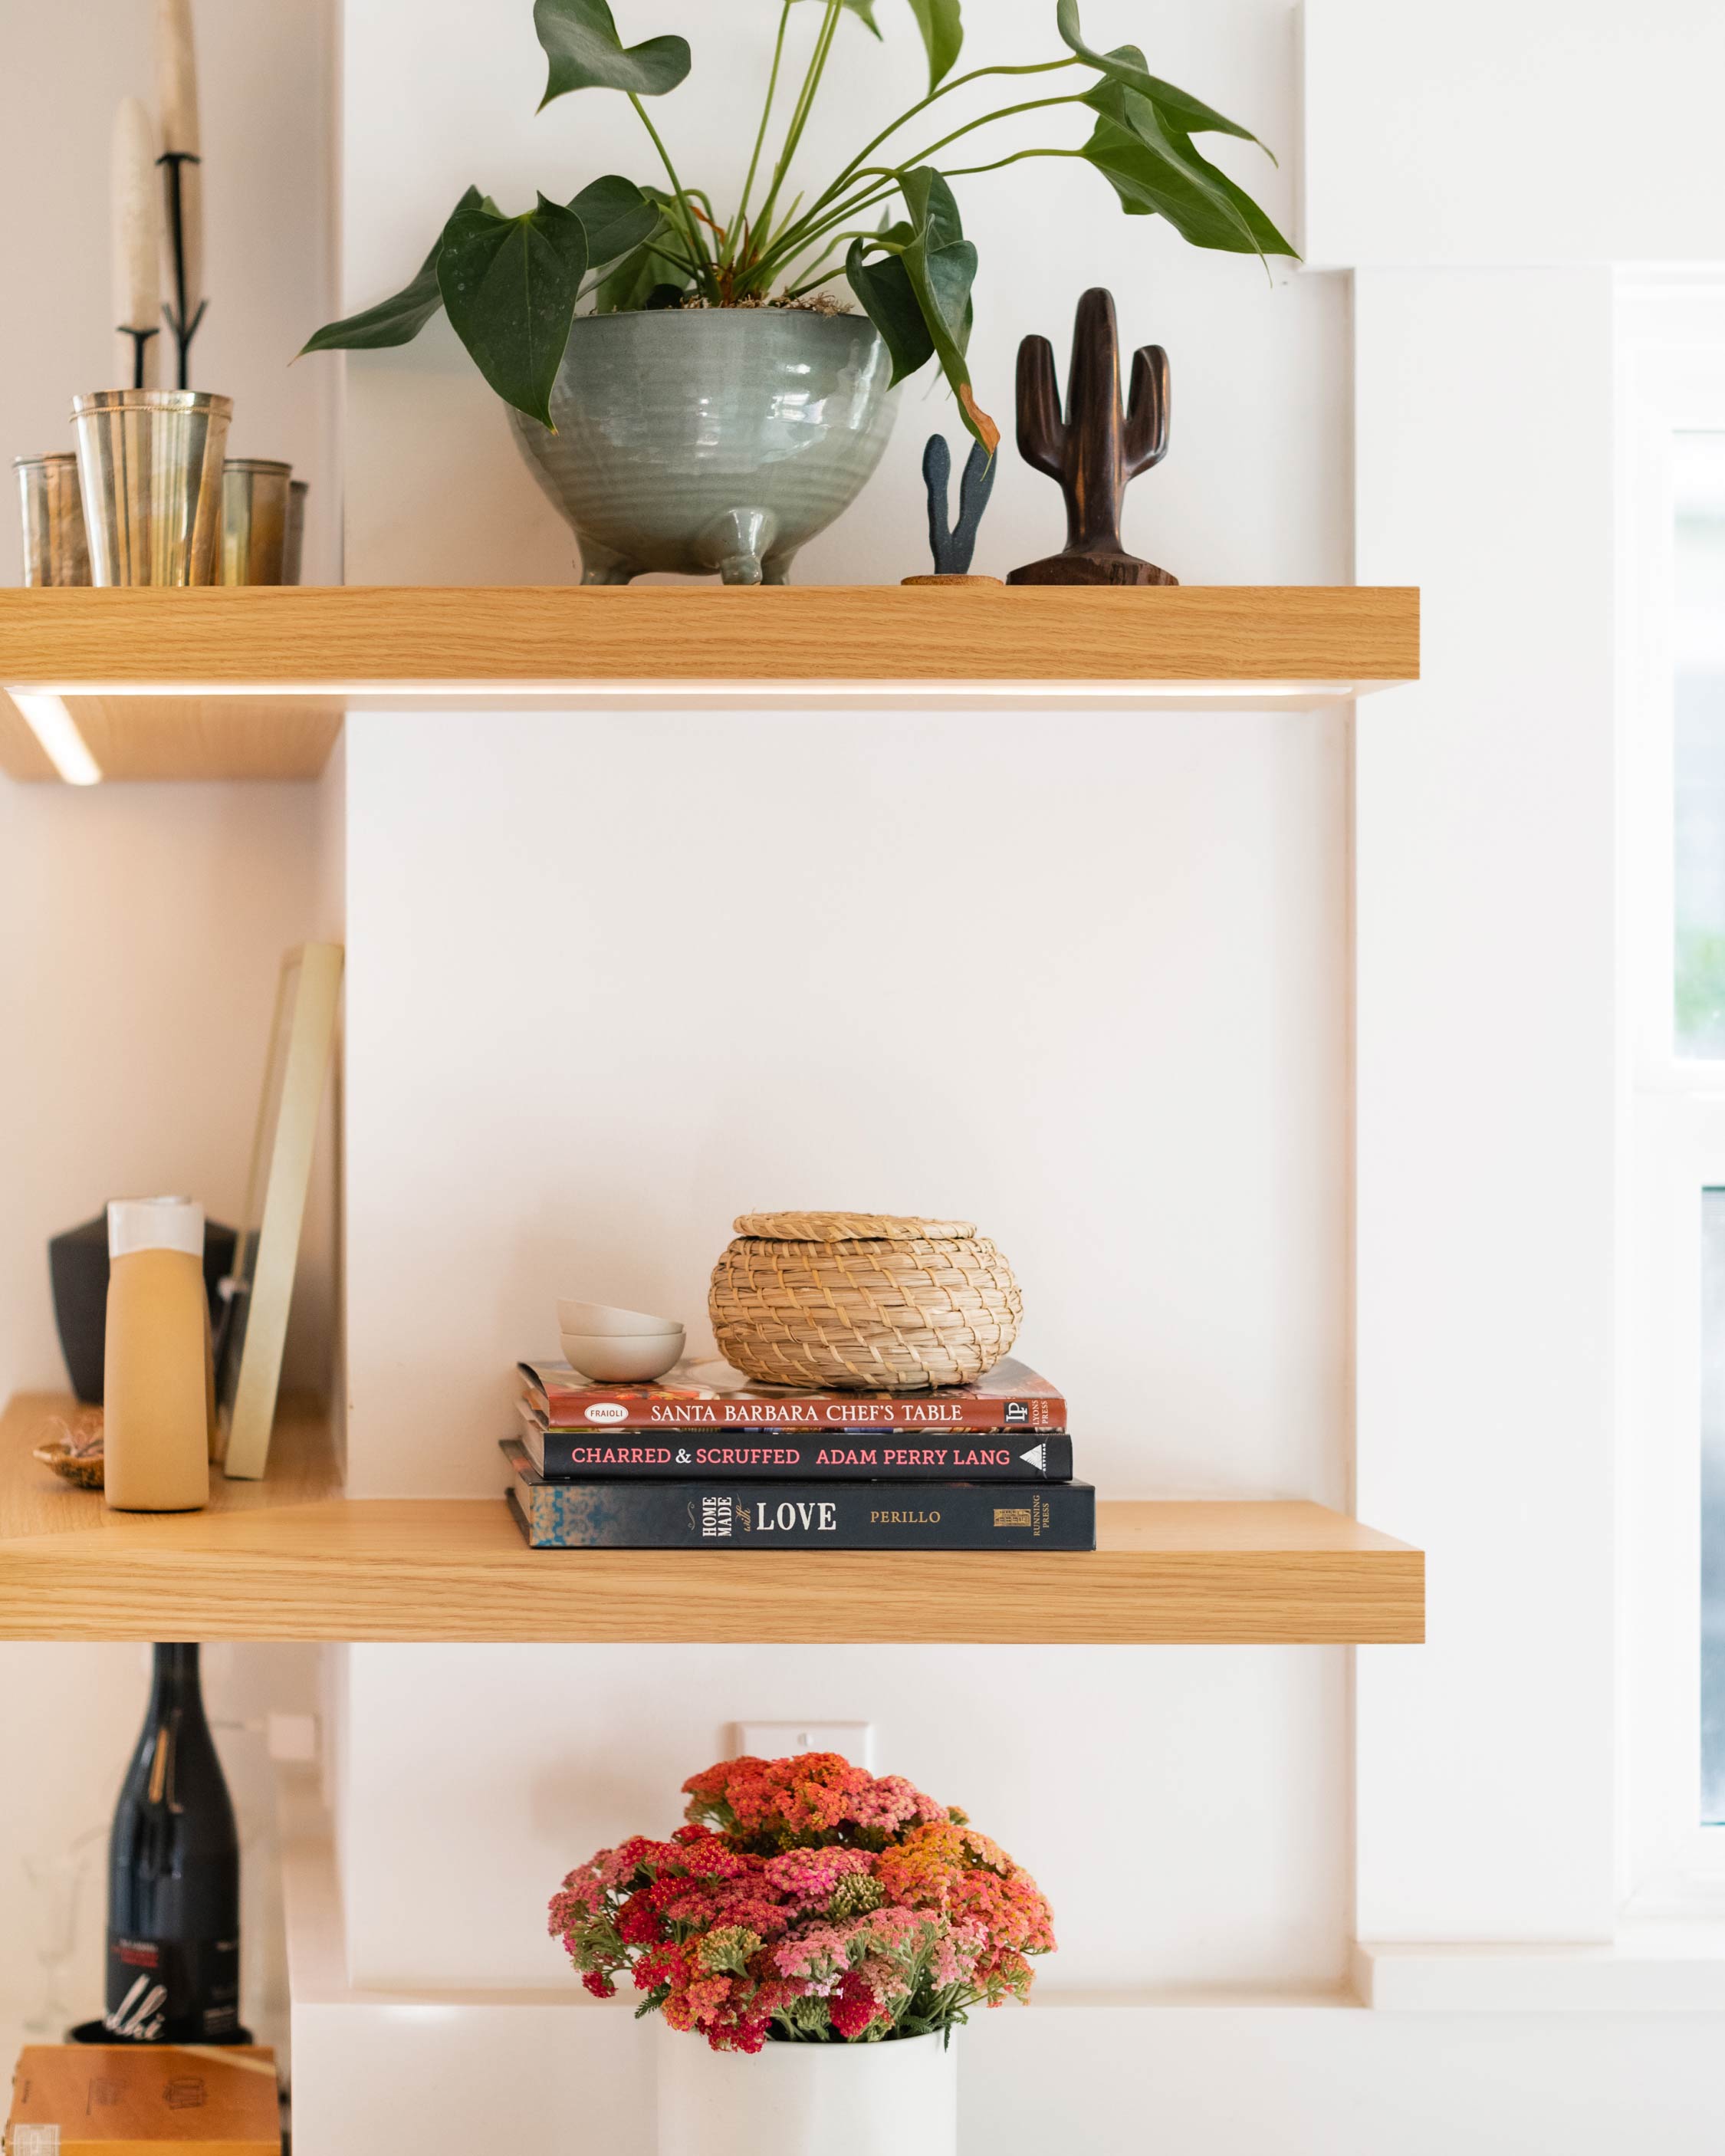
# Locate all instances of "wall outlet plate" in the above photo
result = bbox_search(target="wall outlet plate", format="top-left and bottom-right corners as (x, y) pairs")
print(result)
(734, 1721), (874, 1768)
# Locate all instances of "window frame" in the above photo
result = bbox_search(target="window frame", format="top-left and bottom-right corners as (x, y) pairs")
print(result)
(1618, 276), (1725, 1914)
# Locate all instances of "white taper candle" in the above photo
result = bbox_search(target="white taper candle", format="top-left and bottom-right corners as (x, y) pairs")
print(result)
(156, 0), (201, 156)
(111, 97), (161, 386)
(156, 0), (204, 379)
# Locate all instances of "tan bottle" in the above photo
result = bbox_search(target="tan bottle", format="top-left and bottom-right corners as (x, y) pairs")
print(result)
(104, 1197), (212, 1513)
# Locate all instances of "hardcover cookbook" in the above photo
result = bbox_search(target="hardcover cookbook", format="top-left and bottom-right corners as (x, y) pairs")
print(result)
(516, 1399), (1074, 1482)
(501, 1439), (1097, 1551)
(518, 1356), (1066, 1434)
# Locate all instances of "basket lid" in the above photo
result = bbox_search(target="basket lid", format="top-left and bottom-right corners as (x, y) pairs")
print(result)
(732, 1211), (977, 1243)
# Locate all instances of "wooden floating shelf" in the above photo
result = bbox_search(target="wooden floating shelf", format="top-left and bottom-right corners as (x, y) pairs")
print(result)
(0, 1394), (1424, 1645)
(0, 584), (1419, 782)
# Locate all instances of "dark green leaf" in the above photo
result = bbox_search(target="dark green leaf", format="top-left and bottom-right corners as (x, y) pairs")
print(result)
(849, 169), (996, 452)
(897, 169), (995, 450)
(846, 241), (933, 380)
(1081, 82), (1296, 257)
(437, 192), (590, 424)
(906, 0), (963, 92)
(567, 175), (662, 268)
(1056, 2), (1267, 151)
(534, 0), (691, 107)
(299, 186), (484, 354)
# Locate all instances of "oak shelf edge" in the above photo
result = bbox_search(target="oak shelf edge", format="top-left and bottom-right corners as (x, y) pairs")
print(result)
(0, 1394), (1423, 1645)
(0, 585), (1419, 781)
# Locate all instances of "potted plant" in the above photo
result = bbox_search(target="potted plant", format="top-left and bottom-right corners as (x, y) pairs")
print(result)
(548, 1750), (1054, 2156)
(306, 0), (1292, 585)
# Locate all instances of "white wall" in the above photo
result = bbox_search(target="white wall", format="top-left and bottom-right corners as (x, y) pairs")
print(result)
(292, 1819), (1725, 2156)
(1302, 0), (1725, 271)
(0, 0), (340, 587)
(339, 0), (1345, 587)
(338, 1644), (1348, 1993)
(0, 778), (334, 1396)
(1352, 266), (1621, 1942)
(326, 2), (1365, 2100)
(0, 0), (344, 1395)
(0, 0), (340, 2050)
(341, 703), (1349, 1504)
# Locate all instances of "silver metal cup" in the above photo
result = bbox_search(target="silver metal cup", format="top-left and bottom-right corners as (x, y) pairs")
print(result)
(71, 389), (233, 587)
(219, 458), (293, 585)
(282, 478), (308, 586)
(14, 453), (91, 586)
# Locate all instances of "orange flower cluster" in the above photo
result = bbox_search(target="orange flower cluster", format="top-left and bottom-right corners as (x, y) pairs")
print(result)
(548, 1752), (1054, 2052)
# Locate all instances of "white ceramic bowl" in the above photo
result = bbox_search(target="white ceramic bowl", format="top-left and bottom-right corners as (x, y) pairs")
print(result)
(557, 1298), (683, 1338)
(560, 1329), (685, 1384)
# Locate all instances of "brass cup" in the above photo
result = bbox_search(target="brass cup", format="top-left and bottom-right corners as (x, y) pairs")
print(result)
(14, 454), (91, 586)
(71, 389), (234, 587)
(220, 458), (294, 585)
(283, 478), (309, 586)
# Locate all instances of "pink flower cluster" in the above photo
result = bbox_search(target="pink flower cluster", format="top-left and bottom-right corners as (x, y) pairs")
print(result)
(548, 1753), (1054, 2052)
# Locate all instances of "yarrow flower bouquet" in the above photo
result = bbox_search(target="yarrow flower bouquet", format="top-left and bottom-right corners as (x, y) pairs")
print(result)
(548, 1751), (1054, 2052)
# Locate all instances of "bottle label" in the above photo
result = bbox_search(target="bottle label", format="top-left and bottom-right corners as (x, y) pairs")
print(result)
(105, 1934), (239, 2042)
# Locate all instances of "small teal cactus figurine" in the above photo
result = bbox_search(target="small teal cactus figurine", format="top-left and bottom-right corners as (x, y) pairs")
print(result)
(912, 432), (998, 582)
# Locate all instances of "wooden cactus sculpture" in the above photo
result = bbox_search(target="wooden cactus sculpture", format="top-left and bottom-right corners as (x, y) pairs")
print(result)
(1007, 287), (1175, 587)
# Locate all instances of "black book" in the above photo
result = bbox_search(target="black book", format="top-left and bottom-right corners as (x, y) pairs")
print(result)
(517, 1402), (1074, 1484)
(501, 1440), (1096, 1550)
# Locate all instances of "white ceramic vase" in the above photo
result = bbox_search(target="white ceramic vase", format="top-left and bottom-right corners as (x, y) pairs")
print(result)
(656, 2024), (958, 2156)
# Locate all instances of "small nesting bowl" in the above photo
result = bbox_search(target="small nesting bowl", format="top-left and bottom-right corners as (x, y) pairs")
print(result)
(557, 1298), (682, 1338)
(560, 1329), (685, 1384)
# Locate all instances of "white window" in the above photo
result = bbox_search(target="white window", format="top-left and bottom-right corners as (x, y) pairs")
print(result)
(1620, 281), (1725, 1913)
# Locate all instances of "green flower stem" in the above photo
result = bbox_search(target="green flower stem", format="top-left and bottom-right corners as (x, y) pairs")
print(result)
(627, 92), (715, 294)
(897, 91), (1092, 172)
(754, 0), (842, 242)
(782, 232), (879, 298)
(759, 94), (1091, 289)
(941, 145), (1087, 179)
(752, 180), (900, 285)
(729, 0), (794, 268)
(805, 56), (1083, 219)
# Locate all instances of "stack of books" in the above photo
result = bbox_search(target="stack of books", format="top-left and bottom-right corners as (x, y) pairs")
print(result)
(502, 1356), (1095, 1550)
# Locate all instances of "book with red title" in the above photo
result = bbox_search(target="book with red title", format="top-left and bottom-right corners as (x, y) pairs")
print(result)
(518, 1356), (1066, 1438)
(516, 1397), (1073, 1481)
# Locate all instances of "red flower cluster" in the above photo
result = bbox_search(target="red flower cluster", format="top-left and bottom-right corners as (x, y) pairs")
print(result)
(548, 1753), (1054, 2052)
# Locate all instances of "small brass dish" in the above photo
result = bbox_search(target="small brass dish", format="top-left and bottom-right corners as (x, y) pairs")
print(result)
(33, 1410), (105, 1489)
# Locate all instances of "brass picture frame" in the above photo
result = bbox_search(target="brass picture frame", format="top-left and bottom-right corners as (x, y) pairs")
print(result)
(216, 942), (342, 1480)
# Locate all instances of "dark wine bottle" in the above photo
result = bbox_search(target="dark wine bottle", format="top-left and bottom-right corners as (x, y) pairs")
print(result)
(104, 1643), (241, 2043)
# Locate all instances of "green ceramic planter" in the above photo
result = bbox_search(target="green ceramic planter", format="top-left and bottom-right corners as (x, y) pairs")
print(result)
(508, 309), (897, 586)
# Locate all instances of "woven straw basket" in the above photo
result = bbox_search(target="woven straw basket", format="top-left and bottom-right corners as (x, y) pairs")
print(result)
(708, 1211), (1022, 1392)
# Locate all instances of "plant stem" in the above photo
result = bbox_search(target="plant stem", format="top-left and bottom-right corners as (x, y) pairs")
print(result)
(941, 146), (1088, 179)
(782, 232), (878, 298)
(768, 139), (1086, 294)
(761, 94), (1090, 285)
(627, 92), (716, 295)
(753, 0), (842, 242)
(754, 181), (899, 285)
(807, 56), (1083, 218)
(898, 92), (1091, 172)
(729, 0), (794, 268)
